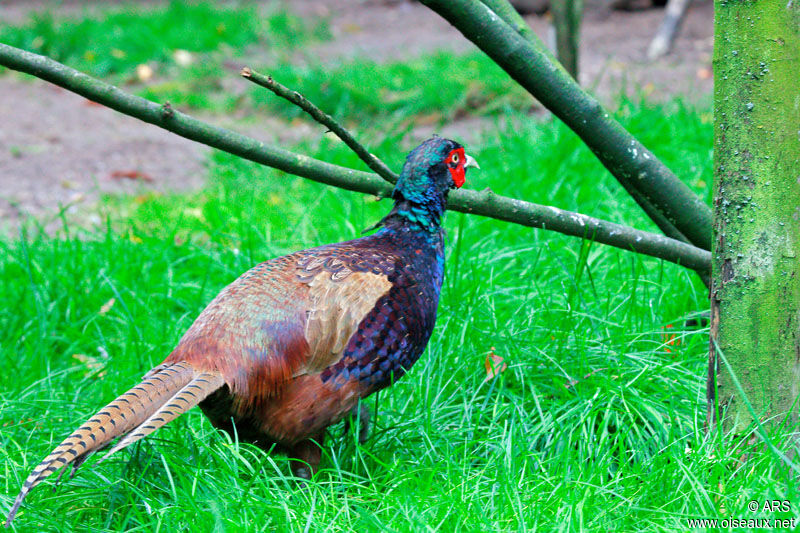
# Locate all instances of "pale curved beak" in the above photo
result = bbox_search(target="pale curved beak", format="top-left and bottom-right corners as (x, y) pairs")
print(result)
(464, 153), (480, 170)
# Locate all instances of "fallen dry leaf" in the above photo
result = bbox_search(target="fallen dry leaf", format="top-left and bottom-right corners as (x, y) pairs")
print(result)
(662, 324), (682, 353)
(564, 367), (607, 389)
(136, 63), (154, 82)
(99, 298), (115, 315)
(484, 347), (507, 381)
(110, 170), (154, 182)
(696, 67), (713, 80)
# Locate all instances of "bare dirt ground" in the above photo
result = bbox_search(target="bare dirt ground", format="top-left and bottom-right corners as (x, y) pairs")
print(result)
(0, 0), (713, 231)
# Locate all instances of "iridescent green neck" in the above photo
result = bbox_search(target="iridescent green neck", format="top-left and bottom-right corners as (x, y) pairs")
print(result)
(381, 194), (446, 234)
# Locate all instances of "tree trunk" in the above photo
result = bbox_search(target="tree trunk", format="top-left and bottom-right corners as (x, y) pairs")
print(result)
(710, 2), (800, 433)
(550, 0), (583, 80)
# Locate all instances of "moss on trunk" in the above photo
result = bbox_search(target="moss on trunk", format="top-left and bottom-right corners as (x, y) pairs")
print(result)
(710, 1), (800, 433)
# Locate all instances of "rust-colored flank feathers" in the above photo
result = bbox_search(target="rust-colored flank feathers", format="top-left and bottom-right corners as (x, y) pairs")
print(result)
(6, 137), (478, 526)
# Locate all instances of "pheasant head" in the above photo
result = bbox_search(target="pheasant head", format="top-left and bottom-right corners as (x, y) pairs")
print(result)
(388, 137), (479, 232)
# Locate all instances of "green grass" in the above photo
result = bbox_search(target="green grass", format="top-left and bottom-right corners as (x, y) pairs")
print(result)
(251, 51), (537, 123)
(2, 4), (528, 120)
(2, 95), (797, 531)
(137, 48), (535, 122)
(0, 4), (792, 526)
(0, 2), (328, 79)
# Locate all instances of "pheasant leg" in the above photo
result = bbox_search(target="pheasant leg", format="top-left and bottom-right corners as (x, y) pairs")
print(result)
(289, 435), (324, 480)
(344, 404), (371, 444)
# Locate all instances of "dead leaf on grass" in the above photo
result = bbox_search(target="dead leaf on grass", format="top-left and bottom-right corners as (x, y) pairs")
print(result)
(662, 324), (682, 353)
(110, 170), (154, 182)
(484, 347), (507, 381)
(136, 63), (154, 82)
(696, 67), (713, 80)
(564, 367), (608, 390)
(99, 298), (115, 315)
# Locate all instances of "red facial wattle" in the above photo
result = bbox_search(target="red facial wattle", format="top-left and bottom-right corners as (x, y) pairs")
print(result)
(446, 147), (467, 188)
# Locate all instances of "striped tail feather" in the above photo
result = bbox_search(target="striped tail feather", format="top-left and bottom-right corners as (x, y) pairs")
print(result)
(5, 362), (223, 526)
(99, 371), (225, 461)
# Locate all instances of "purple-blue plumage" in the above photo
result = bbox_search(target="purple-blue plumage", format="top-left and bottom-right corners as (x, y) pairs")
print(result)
(319, 221), (446, 393)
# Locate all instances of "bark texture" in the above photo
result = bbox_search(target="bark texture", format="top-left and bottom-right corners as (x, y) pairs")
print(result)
(710, 1), (800, 433)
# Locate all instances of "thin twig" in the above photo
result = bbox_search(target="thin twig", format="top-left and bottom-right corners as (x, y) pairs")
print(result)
(241, 67), (398, 184)
(0, 43), (710, 276)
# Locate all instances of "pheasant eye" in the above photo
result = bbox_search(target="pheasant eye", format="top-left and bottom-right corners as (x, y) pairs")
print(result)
(451, 153), (460, 164)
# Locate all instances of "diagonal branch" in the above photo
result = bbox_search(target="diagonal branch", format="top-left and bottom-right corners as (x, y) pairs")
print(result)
(479, 0), (548, 53)
(420, 0), (712, 251)
(0, 43), (710, 275)
(449, 188), (710, 273)
(241, 67), (399, 184)
(479, 0), (690, 246)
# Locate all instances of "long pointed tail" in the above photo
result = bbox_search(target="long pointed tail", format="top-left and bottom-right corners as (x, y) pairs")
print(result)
(5, 362), (224, 526)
